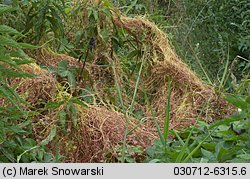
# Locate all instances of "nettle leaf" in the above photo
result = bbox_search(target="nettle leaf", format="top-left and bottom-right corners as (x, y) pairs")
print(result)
(0, 54), (17, 67)
(0, 65), (34, 78)
(92, 9), (98, 21)
(41, 126), (57, 146)
(67, 71), (76, 88)
(67, 102), (78, 128)
(46, 101), (65, 109)
(0, 36), (20, 48)
(71, 98), (88, 108)
(58, 60), (68, 76)
(8, 125), (27, 135)
(58, 110), (67, 130)
(0, 5), (16, 16)
(18, 43), (39, 49)
(0, 25), (22, 35)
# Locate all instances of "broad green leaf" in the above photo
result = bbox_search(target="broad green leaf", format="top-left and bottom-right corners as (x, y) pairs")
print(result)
(58, 60), (68, 76)
(201, 148), (216, 161)
(215, 142), (242, 162)
(67, 71), (76, 88)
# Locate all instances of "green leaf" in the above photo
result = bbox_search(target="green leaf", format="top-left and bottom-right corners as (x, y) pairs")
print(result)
(18, 43), (39, 49)
(67, 102), (78, 128)
(209, 114), (243, 129)
(40, 126), (57, 146)
(0, 54), (17, 67)
(8, 126), (27, 134)
(58, 60), (69, 77)
(237, 154), (250, 160)
(67, 71), (76, 88)
(71, 98), (88, 108)
(148, 159), (161, 163)
(0, 65), (34, 78)
(246, 96), (250, 104)
(0, 84), (22, 108)
(46, 101), (64, 109)
(0, 36), (20, 48)
(215, 142), (242, 162)
(58, 110), (67, 130)
(0, 5), (16, 15)
(163, 80), (171, 142)
(201, 148), (216, 161)
(127, 49), (140, 59)
(0, 25), (22, 35)
(0, 122), (6, 144)
(92, 9), (98, 21)
(225, 95), (249, 110)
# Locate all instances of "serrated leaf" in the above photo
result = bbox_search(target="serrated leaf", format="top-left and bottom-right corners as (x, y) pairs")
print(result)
(0, 5), (16, 15)
(0, 25), (22, 35)
(0, 54), (17, 67)
(46, 101), (64, 109)
(0, 65), (35, 78)
(93, 9), (98, 20)
(41, 126), (57, 146)
(0, 36), (20, 48)
(9, 126), (27, 134)
(18, 43), (39, 49)
(67, 71), (76, 88)
(71, 98), (88, 108)
(58, 60), (68, 77)
(67, 102), (78, 128)
(58, 110), (67, 129)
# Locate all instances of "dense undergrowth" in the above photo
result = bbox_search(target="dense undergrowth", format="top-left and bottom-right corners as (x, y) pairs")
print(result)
(0, 0), (249, 163)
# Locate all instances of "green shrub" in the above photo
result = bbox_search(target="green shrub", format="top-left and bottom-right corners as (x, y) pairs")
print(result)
(0, 4), (54, 162)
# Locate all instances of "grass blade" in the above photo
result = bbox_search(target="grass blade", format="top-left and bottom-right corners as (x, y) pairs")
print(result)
(143, 85), (164, 145)
(175, 128), (194, 163)
(163, 80), (171, 145)
(121, 59), (144, 162)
